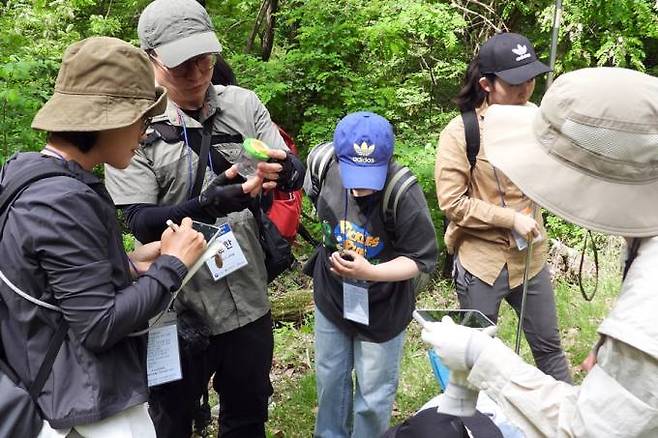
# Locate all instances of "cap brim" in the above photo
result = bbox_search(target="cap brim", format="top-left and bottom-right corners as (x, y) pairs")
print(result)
(156, 31), (222, 68)
(495, 60), (551, 85)
(338, 159), (388, 190)
(484, 104), (658, 237)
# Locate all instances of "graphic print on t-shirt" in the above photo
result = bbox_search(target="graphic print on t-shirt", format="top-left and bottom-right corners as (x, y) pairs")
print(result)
(334, 220), (384, 259)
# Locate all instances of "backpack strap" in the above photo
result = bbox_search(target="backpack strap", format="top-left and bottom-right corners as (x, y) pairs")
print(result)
(0, 157), (72, 235)
(306, 142), (335, 204)
(145, 119), (238, 198)
(0, 155), (71, 402)
(28, 320), (67, 400)
(311, 142), (335, 185)
(382, 166), (417, 221)
(191, 113), (218, 198)
(0, 155), (73, 312)
(461, 110), (480, 171)
(382, 164), (417, 230)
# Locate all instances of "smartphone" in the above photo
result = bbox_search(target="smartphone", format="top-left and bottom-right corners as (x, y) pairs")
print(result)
(413, 308), (494, 329)
(339, 251), (354, 262)
(191, 220), (222, 243)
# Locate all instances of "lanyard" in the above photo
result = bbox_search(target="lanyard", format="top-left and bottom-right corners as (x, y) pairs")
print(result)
(175, 107), (195, 199)
(176, 107), (218, 199)
(341, 190), (377, 259)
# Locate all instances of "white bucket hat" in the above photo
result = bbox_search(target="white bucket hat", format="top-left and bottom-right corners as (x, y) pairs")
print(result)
(484, 67), (658, 237)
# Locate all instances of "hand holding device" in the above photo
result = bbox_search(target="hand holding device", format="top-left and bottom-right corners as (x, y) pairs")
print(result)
(414, 309), (495, 329)
(418, 313), (497, 370)
(199, 166), (260, 216)
(329, 250), (373, 281)
(161, 217), (207, 268)
(512, 211), (540, 242)
(339, 251), (354, 261)
(256, 147), (287, 182)
(415, 309), (497, 417)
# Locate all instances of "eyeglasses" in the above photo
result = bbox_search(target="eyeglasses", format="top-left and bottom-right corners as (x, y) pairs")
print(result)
(141, 117), (152, 135)
(150, 53), (217, 78)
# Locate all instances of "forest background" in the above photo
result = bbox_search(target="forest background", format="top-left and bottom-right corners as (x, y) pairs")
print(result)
(2, 0), (658, 242)
(1, 0), (658, 436)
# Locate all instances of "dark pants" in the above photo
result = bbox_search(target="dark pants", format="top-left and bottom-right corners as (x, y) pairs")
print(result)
(454, 258), (572, 383)
(149, 311), (274, 438)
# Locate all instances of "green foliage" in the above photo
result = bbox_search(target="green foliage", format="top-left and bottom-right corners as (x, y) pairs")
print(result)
(3, 0), (657, 244)
(543, 211), (608, 251)
(557, 0), (658, 72)
(217, 0), (466, 151)
(0, 0), (144, 162)
(0, 1), (652, 434)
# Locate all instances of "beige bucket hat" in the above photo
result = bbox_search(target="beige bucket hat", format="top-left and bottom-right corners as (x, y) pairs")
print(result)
(484, 67), (658, 237)
(32, 36), (167, 132)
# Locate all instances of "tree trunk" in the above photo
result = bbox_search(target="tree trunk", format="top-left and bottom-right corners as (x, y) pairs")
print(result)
(261, 0), (278, 61)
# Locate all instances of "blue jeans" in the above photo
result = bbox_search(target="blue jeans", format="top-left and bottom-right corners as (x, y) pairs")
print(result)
(314, 307), (406, 438)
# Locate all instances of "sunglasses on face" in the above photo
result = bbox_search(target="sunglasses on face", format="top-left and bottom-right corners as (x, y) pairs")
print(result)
(150, 53), (218, 78)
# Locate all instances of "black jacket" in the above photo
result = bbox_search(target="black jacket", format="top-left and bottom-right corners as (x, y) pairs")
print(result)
(0, 153), (187, 428)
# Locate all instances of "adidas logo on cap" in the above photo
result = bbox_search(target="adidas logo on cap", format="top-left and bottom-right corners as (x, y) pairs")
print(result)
(512, 44), (531, 62)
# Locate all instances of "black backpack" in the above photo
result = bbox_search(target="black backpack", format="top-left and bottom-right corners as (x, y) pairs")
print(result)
(440, 110), (479, 278)
(0, 154), (72, 438)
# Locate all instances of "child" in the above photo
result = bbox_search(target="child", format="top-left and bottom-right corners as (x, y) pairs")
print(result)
(304, 111), (438, 437)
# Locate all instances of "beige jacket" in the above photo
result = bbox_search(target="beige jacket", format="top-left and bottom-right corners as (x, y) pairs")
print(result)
(435, 104), (547, 287)
(468, 237), (658, 437)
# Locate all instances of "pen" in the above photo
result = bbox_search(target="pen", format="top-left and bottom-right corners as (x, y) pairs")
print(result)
(166, 219), (179, 232)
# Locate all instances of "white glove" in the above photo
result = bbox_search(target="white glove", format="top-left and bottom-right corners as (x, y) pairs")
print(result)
(421, 316), (497, 371)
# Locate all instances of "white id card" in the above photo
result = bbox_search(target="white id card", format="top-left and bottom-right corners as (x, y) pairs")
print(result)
(147, 312), (182, 387)
(205, 223), (248, 280)
(343, 281), (370, 325)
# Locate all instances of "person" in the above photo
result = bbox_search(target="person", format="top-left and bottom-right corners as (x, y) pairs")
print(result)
(103, 0), (305, 436)
(434, 32), (571, 382)
(0, 37), (207, 437)
(422, 67), (658, 436)
(303, 112), (438, 437)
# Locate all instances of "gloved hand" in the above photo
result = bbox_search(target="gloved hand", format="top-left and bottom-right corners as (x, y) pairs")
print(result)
(421, 316), (497, 371)
(257, 149), (303, 192)
(198, 172), (252, 217)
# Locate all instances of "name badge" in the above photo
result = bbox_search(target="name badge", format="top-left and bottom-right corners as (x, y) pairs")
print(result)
(147, 312), (182, 387)
(343, 281), (369, 325)
(206, 223), (248, 280)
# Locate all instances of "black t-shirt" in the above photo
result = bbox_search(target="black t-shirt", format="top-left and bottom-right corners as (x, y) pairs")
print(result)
(311, 162), (437, 342)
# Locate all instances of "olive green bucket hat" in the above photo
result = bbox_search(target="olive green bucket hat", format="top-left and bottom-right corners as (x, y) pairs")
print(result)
(32, 36), (167, 132)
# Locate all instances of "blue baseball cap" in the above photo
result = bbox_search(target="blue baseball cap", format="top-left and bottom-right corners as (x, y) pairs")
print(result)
(333, 112), (394, 190)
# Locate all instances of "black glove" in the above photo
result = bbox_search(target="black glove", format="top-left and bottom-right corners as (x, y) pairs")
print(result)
(198, 174), (252, 217)
(274, 151), (304, 191)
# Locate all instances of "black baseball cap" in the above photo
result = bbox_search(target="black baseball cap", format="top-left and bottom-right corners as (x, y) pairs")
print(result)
(478, 32), (551, 85)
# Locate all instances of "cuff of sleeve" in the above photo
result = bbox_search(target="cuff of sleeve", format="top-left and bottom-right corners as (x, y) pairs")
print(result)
(146, 255), (189, 292)
(468, 338), (524, 392)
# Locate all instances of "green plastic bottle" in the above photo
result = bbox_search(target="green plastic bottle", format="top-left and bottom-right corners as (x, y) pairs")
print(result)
(238, 138), (270, 177)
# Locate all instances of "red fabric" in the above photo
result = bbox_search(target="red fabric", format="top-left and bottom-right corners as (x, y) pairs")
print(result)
(267, 125), (303, 242)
